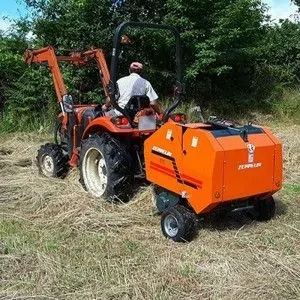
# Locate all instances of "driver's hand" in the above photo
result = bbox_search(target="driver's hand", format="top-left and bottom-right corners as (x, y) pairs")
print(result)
(156, 112), (163, 121)
(102, 104), (109, 111)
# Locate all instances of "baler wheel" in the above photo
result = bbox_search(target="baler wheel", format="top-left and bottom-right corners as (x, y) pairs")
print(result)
(252, 196), (276, 221)
(161, 205), (196, 242)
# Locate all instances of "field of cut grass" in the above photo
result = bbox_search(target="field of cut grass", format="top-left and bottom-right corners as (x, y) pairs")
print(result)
(0, 124), (299, 299)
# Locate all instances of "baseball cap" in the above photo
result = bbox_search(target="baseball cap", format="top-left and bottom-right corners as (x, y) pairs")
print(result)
(130, 62), (143, 71)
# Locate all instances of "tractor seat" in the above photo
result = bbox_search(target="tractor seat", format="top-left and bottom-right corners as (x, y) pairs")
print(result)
(124, 95), (150, 120)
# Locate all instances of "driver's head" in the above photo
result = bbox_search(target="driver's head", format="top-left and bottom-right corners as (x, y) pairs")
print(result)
(129, 62), (143, 74)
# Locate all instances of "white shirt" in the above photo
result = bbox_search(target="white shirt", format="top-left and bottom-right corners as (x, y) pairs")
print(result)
(116, 73), (158, 109)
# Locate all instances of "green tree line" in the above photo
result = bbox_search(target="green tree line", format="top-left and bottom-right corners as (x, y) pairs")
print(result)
(0, 0), (300, 131)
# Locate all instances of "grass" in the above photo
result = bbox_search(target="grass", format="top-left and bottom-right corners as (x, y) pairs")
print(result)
(0, 113), (55, 134)
(273, 88), (300, 124)
(0, 124), (299, 299)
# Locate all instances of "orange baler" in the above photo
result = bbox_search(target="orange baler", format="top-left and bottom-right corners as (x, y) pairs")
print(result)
(144, 119), (283, 241)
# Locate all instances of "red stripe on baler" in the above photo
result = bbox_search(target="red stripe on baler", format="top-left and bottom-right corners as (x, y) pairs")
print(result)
(181, 174), (203, 187)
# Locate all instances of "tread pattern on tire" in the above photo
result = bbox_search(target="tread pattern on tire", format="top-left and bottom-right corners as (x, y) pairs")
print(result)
(253, 197), (275, 221)
(161, 205), (196, 242)
(36, 143), (69, 178)
(80, 133), (134, 202)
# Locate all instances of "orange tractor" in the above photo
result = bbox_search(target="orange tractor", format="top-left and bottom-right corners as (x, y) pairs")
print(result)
(25, 22), (283, 242)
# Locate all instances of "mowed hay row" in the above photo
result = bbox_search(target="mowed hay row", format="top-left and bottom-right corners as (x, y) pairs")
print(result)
(0, 133), (156, 231)
(0, 129), (299, 299)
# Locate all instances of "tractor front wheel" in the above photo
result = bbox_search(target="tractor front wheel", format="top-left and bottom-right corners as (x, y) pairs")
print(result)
(36, 143), (69, 178)
(79, 133), (133, 202)
(161, 205), (197, 242)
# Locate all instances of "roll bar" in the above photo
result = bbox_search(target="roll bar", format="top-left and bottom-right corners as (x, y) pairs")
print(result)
(108, 21), (184, 125)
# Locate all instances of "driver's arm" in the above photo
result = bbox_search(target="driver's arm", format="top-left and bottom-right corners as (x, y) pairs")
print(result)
(102, 96), (111, 111)
(146, 81), (160, 114)
(150, 99), (161, 114)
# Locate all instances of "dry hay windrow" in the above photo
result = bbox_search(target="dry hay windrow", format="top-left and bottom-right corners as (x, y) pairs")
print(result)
(0, 127), (299, 300)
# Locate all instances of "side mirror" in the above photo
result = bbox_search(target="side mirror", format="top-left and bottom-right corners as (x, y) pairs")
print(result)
(62, 94), (74, 113)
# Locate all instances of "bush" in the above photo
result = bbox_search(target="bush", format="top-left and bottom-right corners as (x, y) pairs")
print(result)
(272, 88), (300, 123)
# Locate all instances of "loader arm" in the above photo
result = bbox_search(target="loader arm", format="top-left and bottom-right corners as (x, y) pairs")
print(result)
(80, 49), (110, 98)
(24, 47), (110, 103)
(24, 46), (68, 103)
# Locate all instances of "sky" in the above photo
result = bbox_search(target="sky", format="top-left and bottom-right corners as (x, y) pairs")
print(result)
(265, 0), (298, 20)
(0, 0), (299, 33)
(0, 0), (27, 33)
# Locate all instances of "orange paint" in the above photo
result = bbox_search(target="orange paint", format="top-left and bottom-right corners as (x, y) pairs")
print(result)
(145, 122), (283, 214)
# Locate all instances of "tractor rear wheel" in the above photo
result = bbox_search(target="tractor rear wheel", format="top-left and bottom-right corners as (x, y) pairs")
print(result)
(251, 196), (276, 221)
(161, 205), (196, 242)
(37, 143), (69, 178)
(79, 133), (134, 202)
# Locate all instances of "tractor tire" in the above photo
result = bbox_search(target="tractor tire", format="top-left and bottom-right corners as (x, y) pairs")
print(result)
(54, 119), (62, 145)
(251, 196), (276, 221)
(36, 143), (69, 178)
(79, 133), (134, 202)
(161, 205), (196, 242)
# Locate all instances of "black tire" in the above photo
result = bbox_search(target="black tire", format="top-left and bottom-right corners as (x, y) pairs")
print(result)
(54, 119), (71, 155)
(79, 133), (134, 202)
(161, 205), (196, 242)
(54, 120), (62, 145)
(36, 143), (69, 178)
(251, 196), (276, 221)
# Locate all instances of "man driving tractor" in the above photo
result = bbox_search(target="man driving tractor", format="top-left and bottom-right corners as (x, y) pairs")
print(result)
(102, 62), (161, 116)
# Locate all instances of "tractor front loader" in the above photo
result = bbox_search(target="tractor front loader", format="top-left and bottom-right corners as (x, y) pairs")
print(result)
(25, 22), (283, 242)
(24, 45), (142, 201)
(24, 46), (110, 165)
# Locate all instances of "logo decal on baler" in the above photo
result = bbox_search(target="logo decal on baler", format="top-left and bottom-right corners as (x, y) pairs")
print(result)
(238, 143), (262, 170)
(150, 147), (202, 189)
(152, 146), (172, 157)
(247, 143), (255, 163)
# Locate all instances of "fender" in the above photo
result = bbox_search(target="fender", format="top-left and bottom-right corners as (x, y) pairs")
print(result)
(82, 116), (134, 139)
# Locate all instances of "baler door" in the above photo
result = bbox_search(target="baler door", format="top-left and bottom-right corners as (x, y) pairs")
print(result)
(217, 133), (275, 201)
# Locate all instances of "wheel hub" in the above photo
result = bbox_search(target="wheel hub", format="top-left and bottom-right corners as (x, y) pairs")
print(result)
(97, 157), (108, 191)
(82, 147), (108, 197)
(41, 155), (54, 176)
(164, 215), (179, 237)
